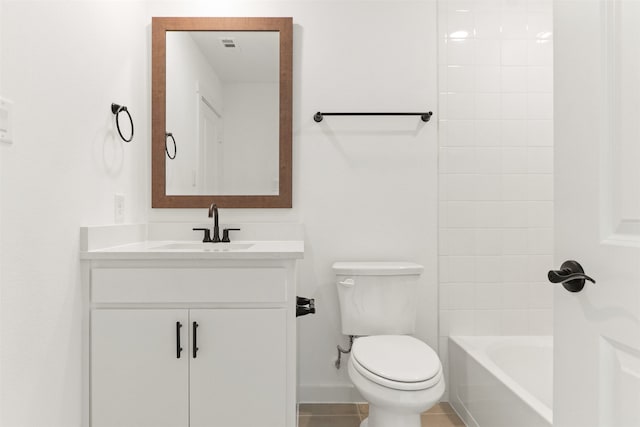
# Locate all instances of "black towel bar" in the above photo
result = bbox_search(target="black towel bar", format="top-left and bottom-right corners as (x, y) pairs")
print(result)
(313, 111), (433, 123)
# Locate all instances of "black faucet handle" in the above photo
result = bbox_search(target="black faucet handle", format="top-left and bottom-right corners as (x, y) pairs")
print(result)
(222, 228), (241, 243)
(193, 228), (213, 243)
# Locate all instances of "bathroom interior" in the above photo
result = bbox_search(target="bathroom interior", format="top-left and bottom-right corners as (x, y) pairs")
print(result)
(1, 0), (639, 427)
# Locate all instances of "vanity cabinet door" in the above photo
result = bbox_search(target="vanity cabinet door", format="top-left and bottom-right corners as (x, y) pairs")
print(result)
(91, 309), (189, 427)
(189, 308), (287, 427)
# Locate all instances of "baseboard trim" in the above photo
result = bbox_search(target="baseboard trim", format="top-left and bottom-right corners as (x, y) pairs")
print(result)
(298, 384), (364, 403)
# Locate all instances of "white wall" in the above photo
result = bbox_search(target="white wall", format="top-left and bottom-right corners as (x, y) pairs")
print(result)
(0, 0), (4, 423)
(0, 2), (149, 426)
(166, 31), (223, 195)
(222, 82), (279, 195)
(437, 0), (554, 398)
(294, 1), (437, 401)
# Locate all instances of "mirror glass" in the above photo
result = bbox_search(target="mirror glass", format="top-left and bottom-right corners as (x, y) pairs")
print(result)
(166, 31), (279, 196)
(152, 18), (292, 208)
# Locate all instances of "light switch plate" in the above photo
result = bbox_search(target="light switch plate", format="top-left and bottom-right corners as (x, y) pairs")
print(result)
(0, 97), (13, 144)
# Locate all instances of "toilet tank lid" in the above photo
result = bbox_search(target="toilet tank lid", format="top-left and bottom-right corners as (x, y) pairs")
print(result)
(332, 262), (424, 276)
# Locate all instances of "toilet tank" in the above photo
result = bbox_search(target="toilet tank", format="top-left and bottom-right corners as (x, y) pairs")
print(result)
(333, 262), (424, 336)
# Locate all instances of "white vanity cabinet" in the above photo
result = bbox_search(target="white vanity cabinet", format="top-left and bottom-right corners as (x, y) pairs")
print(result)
(84, 258), (300, 427)
(189, 308), (287, 427)
(91, 309), (190, 427)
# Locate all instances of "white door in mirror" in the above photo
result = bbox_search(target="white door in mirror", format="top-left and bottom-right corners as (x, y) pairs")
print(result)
(0, 97), (13, 144)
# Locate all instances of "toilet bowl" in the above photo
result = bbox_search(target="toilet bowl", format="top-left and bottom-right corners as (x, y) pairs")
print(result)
(332, 262), (445, 427)
(347, 335), (445, 427)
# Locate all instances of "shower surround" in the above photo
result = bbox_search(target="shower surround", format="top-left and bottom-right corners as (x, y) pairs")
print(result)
(437, 0), (554, 399)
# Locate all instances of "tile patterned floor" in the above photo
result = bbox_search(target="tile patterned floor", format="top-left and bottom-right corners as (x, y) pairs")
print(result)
(298, 402), (465, 427)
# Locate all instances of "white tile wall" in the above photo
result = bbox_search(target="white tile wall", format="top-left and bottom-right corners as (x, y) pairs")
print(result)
(438, 0), (554, 398)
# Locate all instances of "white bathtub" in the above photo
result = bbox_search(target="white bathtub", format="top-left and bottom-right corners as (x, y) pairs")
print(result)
(448, 336), (553, 427)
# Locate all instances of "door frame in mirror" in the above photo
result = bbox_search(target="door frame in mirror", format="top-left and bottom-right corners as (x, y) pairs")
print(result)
(152, 17), (292, 208)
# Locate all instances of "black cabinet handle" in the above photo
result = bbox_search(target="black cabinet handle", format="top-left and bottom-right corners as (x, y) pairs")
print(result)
(193, 322), (199, 358)
(176, 321), (183, 358)
(548, 260), (595, 293)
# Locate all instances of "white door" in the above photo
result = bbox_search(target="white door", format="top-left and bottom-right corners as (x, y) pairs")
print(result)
(91, 309), (189, 427)
(554, 1), (640, 426)
(189, 308), (288, 427)
(198, 95), (223, 194)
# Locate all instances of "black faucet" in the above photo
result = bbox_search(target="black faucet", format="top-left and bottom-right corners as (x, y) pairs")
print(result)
(208, 203), (221, 242)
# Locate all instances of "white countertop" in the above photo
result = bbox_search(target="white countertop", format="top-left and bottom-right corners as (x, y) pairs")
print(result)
(81, 240), (304, 260)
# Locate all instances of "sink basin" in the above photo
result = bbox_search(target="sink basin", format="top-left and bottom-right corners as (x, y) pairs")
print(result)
(151, 242), (254, 252)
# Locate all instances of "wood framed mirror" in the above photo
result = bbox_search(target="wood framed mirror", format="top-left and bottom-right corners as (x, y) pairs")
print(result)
(152, 17), (292, 208)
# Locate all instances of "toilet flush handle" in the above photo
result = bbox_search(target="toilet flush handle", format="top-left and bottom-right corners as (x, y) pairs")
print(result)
(338, 278), (355, 288)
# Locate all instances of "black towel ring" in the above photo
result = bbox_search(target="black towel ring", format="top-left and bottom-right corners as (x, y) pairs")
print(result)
(165, 132), (177, 159)
(111, 103), (134, 142)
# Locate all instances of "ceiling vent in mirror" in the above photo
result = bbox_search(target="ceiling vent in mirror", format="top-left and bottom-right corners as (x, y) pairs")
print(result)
(220, 37), (237, 48)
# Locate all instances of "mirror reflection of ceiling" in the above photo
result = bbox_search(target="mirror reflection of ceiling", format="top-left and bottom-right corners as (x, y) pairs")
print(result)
(187, 31), (279, 83)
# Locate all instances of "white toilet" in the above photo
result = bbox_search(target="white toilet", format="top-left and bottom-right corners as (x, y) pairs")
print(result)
(333, 262), (445, 427)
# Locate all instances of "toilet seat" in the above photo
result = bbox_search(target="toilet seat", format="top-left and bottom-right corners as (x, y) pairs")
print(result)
(351, 335), (443, 391)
